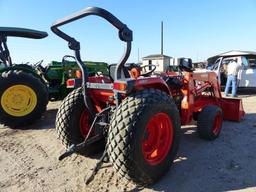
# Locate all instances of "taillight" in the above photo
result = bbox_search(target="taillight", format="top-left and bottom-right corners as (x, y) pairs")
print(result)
(75, 70), (82, 78)
(113, 82), (127, 91)
(66, 79), (75, 87)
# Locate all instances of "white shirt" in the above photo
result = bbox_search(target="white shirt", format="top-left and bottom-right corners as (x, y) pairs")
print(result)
(227, 61), (241, 76)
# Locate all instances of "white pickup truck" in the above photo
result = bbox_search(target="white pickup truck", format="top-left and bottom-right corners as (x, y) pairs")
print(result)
(206, 56), (256, 88)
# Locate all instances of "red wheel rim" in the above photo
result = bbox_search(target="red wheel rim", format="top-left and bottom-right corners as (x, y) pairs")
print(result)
(79, 110), (92, 138)
(141, 112), (173, 165)
(212, 112), (222, 135)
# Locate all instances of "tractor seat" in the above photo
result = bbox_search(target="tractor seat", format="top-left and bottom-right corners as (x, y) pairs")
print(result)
(108, 64), (130, 81)
(0, 27), (48, 39)
(163, 76), (183, 89)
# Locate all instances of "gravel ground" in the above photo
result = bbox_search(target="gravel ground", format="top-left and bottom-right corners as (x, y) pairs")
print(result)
(0, 93), (255, 192)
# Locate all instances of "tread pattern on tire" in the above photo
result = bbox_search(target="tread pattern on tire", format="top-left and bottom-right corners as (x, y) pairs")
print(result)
(107, 88), (180, 185)
(197, 105), (223, 140)
(56, 88), (84, 148)
(0, 70), (48, 127)
(55, 88), (105, 155)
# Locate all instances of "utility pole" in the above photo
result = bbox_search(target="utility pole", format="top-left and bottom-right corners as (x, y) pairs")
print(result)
(161, 21), (163, 55)
(137, 48), (140, 63)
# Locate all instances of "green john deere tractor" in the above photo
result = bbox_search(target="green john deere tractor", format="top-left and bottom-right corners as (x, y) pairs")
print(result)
(37, 56), (109, 101)
(0, 27), (108, 128)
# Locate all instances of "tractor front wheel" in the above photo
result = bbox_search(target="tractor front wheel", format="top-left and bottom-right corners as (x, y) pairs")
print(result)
(107, 88), (181, 185)
(197, 105), (223, 140)
(55, 88), (104, 155)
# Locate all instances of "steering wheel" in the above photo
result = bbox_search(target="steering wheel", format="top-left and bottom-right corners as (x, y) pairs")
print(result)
(140, 64), (156, 77)
(62, 55), (76, 67)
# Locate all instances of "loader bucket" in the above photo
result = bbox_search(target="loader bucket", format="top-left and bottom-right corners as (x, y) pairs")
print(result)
(221, 98), (245, 122)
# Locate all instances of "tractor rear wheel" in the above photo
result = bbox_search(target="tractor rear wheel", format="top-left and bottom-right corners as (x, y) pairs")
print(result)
(55, 88), (104, 155)
(0, 70), (48, 127)
(197, 105), (223, 140)
(107, 88), (181, 185)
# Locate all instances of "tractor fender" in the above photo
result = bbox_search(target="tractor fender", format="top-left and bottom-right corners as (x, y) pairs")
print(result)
(127, 77), (172, 96)
(0, 66), (47, 88)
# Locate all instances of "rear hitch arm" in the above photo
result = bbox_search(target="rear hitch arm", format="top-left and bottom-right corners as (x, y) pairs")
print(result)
(58, 134), (103, 161)
(58, 106), (111, 161)
(84, 150), (108, 185)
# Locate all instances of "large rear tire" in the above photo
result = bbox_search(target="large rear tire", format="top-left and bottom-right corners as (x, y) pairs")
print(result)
(197, 105), (223, 140)
(107, 88), (181, 185)
(55, 88), (104, 155)
(0, 70), (48, 128)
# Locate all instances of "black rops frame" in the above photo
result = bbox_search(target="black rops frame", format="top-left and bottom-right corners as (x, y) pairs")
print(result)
(0, 27), (48, 67)
(0, 35), (11, 67)
(51, 7), (133, 116)
(51, 6), (133, 81)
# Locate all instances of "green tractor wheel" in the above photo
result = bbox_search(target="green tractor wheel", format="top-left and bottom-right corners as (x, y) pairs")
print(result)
(0, 70), (48, 128)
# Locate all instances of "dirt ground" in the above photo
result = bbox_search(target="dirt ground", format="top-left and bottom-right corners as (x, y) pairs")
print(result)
(0, 93), (256, 192)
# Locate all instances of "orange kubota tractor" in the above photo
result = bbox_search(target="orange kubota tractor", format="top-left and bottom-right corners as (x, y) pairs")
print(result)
(51, 7), (245, 185)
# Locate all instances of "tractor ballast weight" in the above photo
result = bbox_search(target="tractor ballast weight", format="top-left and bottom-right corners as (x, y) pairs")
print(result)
(52, 7), (245, 186)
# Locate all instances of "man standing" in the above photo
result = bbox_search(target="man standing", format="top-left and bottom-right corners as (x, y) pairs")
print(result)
(224, 58), (241, 97)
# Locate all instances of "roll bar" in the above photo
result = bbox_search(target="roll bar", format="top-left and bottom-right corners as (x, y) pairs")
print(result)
(51, 7), (133, 80)
(0, 27), (48, 39)
(0, 27), (48, 67)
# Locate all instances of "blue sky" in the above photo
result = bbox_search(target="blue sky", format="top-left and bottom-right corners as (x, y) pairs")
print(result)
(0, 0), (255, 65)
